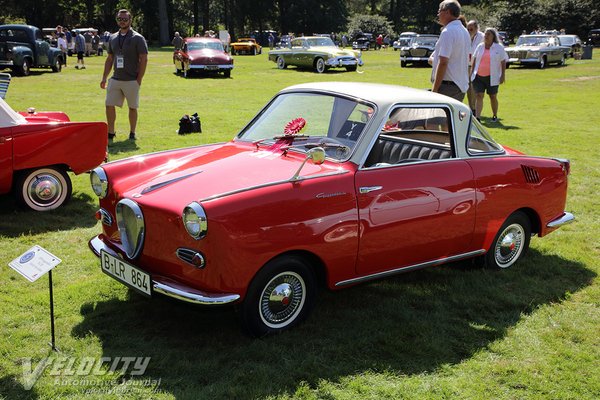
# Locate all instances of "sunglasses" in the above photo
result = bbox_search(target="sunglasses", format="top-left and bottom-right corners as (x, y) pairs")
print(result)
(116, 17), (130, 22)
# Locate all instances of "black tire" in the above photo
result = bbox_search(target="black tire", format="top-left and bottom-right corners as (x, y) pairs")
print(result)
(276, 56), (286, 69)
(51, 57), (62, 72)
(314, 57), (326, 73)
(559, 54), (566, 66)
(346, 65), (357, 72)
(401, 60), (407, 68)
(15, 167), (72, 211)
(480, 211), (531, 269)
(223, 69), (231, 78)
(18, 58), (31, 76)
(239, 255), (316, 337)
(252, 47), (257, 55)
(539, 56), (546, 69)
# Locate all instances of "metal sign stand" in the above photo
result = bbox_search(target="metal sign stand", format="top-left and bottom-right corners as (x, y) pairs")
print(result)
(48, 270), (58, 352)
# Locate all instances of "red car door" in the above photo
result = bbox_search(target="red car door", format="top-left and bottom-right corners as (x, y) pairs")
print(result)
(354, 160), (476, 276)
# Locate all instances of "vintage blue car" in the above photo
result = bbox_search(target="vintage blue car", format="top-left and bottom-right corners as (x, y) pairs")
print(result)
(0, 24), (64, 76)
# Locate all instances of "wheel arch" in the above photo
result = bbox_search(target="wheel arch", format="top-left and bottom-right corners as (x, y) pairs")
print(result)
(13, 163), (71, 190)
(514, 207), (541, 235)
(257, 250), (328, 291)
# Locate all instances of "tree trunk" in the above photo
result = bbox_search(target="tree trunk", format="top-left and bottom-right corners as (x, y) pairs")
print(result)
(157, 0), (170, 45)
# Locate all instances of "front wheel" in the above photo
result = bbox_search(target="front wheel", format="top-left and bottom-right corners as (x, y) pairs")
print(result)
(223, 69), (231, 78)
(15, 167), (72, 211)
(276, 56), (286, 69)
(346, 65), (357, 72)
(559, 54), (566, 66)
(314, 57), (326, 73)
(401, 60), (407, 68)
(239, 256), (316, 337)
(17, 58), (31, 76)
(539, 56), (546, 69)
(480, 211), (531, 269)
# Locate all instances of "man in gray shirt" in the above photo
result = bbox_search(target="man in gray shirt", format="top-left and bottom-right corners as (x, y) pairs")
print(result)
(100, 9), (148, 142)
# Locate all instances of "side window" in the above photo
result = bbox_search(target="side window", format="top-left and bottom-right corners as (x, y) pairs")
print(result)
(364, 107), (453, 168)
(467, 120), (504, 155)
(34, 29), (43, 41)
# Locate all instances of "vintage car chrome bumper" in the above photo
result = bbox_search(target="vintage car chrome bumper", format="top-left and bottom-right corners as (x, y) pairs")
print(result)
(189, 64), (234, 70)
(546, 212), (575, 228)
(0, 60), (14, 66)
(401, 56), (429, 62)
(508, 57), (540, 64)
(326, 57), (363, 67)
(89, 235), (241, 305)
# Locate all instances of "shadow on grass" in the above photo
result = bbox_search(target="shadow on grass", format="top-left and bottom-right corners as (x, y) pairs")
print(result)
(107, 138), (139, 155)
(480, 117), (520, 130)
(65, 250), (594, 399)
(0, 376), (39, 400)
(0, 192), (98, 237)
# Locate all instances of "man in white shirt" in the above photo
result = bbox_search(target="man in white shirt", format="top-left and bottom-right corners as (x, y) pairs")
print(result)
(431, 0), (471, 101)
(467, 20), (484, 112)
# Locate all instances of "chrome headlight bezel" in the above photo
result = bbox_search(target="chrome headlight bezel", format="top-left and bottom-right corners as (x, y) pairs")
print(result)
(183, 202), (208, 240)
(90, 167), (108, 199)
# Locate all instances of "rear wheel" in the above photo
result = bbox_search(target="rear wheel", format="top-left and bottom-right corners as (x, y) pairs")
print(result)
(15, 167), (72, 211)
(239, 255), (316, 337)
(51, 57), (62, 72)
(480, 211), (531, 269)
(314, 57), (326, 73)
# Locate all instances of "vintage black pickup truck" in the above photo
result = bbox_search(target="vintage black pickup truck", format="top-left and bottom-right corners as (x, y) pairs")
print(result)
(0, 24), (64, 76)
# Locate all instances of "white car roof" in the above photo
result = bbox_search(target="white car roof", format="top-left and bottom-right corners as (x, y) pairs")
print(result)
(281, 81), (469, 112)
(0, 97), (26, 128)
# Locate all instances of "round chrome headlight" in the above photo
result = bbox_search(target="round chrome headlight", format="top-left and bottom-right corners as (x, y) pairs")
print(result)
(90, 167), (108, 198)
(183, 202), (207, 240)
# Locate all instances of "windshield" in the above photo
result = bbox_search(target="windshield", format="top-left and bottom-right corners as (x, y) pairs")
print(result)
(237, 92), (375, 161)
(187, 41), (224, 51)
(414, 37), (438, 46)
(516, 36), (551, 46)
(305, 37), (335, 47)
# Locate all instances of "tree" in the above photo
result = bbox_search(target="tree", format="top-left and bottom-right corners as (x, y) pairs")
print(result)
(347, 13), (394, 38)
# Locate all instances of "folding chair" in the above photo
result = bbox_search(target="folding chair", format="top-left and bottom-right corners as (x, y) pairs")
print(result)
(0, 73), (10, 99)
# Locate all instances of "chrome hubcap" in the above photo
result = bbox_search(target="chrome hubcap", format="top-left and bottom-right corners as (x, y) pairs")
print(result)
(494, 223), (525, 268)
(259, 272), (305, 328)
(29, 175), (61, 205)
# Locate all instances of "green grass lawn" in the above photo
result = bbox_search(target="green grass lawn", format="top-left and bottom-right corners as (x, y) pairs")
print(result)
(1, 48), (599, 400)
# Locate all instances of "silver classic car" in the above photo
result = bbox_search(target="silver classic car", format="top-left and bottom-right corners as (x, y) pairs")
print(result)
(268, 36), (363, 73)
(400, 34), (438, 67)
(506, 35), (570, 69)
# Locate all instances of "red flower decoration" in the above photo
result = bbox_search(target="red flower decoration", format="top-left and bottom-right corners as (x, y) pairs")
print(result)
(284, 118), (306, 135)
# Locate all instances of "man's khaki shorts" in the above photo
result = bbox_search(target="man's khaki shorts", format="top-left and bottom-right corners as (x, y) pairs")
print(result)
(105, 79), (140, 109)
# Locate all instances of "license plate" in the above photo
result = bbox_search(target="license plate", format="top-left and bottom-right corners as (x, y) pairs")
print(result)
(100, 250), (151, 296)
(205, 65), (218, 70)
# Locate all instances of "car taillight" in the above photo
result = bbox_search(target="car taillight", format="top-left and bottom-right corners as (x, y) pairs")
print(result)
(556, 158), (571, 175)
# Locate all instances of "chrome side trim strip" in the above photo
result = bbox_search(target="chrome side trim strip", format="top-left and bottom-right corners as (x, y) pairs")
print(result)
(200, 170), (349, 202)
(89, 236), (239, 305)
(153, 282), (240, 305)
(335, 249), (486, 287)
(546, 212), (575, 228)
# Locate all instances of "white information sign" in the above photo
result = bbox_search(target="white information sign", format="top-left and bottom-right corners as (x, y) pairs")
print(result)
(8, 245), (61, 282)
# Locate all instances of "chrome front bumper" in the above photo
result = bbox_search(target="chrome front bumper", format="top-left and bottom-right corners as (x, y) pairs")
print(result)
(189, 64), (233, 70)
(546, 212), (575, 228)
(89, 235), (240, 305)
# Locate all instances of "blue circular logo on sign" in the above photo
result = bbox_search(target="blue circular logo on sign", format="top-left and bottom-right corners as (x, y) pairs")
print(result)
(19, 251), (35, 264)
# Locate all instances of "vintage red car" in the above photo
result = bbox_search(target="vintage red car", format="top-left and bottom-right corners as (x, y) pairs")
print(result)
(88, 82), (573, 336)
(173, 37), (233, 78)
(0, 97), (107, 210)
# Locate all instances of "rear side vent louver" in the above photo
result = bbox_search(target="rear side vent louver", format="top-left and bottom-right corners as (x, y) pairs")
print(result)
(521, 165), (541, 184)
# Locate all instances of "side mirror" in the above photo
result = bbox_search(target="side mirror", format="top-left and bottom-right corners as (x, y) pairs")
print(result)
(290, 147), (326, 181)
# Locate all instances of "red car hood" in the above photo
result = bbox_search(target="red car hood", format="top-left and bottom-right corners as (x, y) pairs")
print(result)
(187, 49), (229, 62)
(116, 142), (347, 209)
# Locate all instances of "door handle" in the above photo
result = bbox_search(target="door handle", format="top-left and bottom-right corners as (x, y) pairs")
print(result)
(359, 186), (383, 194)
